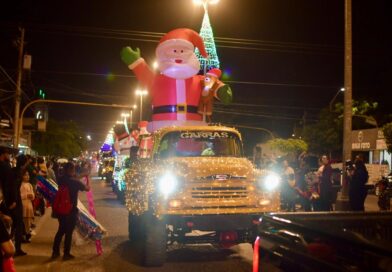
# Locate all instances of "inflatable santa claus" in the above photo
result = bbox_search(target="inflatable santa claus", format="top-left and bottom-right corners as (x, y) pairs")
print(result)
(120, 28), (232, 130)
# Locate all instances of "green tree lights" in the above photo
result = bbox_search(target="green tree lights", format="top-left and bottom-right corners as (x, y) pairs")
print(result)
(195, 8), (220, 72)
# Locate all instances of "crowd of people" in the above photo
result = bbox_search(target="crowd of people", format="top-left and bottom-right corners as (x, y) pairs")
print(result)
(0, 146), (91, 266)
(255, 151), (370, 212)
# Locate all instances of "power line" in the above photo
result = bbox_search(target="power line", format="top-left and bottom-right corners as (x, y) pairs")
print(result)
(214, 109), (318, 121)
(22, 23), (342, 51)
(0, 23), (343, 56)
(0, 65), (19, 88)
(31, 69), (135, 78)
(0, 95), (14, 103)
(215, 102), (321, 111)
(28, 29), (339, 56)
(0, 65), (31, 101)
(30, 69), (337, 90)
(0, 88), (14, 93)
(224, 79), (337, 89)
(34, 76), (322, 116)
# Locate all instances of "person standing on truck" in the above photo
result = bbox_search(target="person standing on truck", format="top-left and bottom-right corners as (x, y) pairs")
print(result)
(317, 155), (333, 211)
(349, 155), (369, 211)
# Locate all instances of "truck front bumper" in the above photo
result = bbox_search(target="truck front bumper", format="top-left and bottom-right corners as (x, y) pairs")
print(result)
(166, 213), (261, 231)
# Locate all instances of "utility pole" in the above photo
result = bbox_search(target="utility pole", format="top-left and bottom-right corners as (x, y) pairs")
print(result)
(13, 27), (25, 149)
(336, 0), (352, 211)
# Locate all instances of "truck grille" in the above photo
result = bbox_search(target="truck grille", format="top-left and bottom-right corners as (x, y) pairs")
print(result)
(191, 186), (248, 199)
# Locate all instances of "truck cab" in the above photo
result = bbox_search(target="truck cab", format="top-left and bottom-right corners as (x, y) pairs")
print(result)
(125, 125), (280, 266)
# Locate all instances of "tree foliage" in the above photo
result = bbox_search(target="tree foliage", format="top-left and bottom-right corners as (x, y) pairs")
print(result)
(334, 100), (378, 116)
(267, 138), (308, 155)
(32, 120), (87, 157)
(383, 122), (392, 153)
(302, 100), (378, 157)
(302, 108), (343, 156)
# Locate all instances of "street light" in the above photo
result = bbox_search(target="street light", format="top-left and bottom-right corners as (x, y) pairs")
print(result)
(329, 87), (345, 111)
(130, 104), (137, 129)
(87, 135), (92, 141)
(193, 0), (219, 8)
(135, 90), (148, 121)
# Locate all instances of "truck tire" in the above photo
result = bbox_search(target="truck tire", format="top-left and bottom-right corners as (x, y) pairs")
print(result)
(128, 213), (143, 242)
(143, 214), (167, 267)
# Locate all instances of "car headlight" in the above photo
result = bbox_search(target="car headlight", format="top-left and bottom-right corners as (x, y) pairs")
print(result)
(158, 172), (178, 197)
(259, 173), (281, 191)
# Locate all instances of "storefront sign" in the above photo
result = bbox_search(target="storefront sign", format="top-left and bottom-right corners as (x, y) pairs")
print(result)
(351, 128), (384, 151)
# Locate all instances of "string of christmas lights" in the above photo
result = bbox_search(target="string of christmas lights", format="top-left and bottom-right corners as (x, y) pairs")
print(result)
(124, 127), (281, 218)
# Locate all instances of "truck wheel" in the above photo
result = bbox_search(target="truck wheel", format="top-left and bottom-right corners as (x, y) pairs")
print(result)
(128, 213), (143, 242)
(143, 214), (167, 267)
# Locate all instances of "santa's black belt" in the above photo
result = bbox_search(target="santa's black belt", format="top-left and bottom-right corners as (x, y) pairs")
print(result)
(153, 105), (198, 114)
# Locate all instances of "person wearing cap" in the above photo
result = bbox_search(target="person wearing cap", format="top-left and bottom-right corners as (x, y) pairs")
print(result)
(121, 28), (232, 125)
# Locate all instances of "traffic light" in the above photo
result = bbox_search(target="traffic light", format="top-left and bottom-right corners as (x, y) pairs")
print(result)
(38, 89), (46, 99)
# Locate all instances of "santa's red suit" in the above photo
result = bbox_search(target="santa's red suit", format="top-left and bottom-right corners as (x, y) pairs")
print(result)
(130, 59), (203, 121)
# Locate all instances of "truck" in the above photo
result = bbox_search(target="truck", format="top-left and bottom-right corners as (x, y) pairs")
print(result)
(253, 212), (392, 272)
(125, 124), (281, 266)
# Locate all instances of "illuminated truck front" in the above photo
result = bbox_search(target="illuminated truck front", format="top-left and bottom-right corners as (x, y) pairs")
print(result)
(152, 129), (280, 215)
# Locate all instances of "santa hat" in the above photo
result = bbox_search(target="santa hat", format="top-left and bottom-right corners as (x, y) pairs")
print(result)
(206, 68), (222, 78)
(138, 121), (149, 135)
(156, 28), (208, 58)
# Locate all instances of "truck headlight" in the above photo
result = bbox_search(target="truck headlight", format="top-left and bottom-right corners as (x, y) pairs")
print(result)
(158, 172), (178, 197)
(259, 173), (281, 191)
(265, 174), (280, 190)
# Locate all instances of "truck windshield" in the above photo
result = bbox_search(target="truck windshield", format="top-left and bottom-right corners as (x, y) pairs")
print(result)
(157, 131), (243, 158)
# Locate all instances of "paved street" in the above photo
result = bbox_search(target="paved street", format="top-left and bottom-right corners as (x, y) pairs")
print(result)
(14, 176), (381, 272)
(14, 176), (254, 272)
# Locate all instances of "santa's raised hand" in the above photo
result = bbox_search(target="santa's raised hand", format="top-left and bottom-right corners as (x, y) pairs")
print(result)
(121, 47), (141, 67)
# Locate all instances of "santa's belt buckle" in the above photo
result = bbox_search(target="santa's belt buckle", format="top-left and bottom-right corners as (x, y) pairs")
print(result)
(176, 104), (187, 114)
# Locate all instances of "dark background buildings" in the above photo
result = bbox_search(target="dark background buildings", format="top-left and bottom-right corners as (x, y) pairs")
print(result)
(1, 0), (391, 153)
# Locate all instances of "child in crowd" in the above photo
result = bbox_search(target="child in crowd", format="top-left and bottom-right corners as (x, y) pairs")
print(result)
(20, 171), (35, 242)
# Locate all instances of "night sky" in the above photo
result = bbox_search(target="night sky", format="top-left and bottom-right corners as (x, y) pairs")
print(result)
(0, 0), (391, 153)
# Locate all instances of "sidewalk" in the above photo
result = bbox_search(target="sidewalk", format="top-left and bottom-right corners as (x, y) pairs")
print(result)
(13, 179), (115, 272)
(365, 194), (378, 211)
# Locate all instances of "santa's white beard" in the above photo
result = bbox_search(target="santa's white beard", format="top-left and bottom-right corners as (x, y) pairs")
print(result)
(159, 55), (200, 79)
